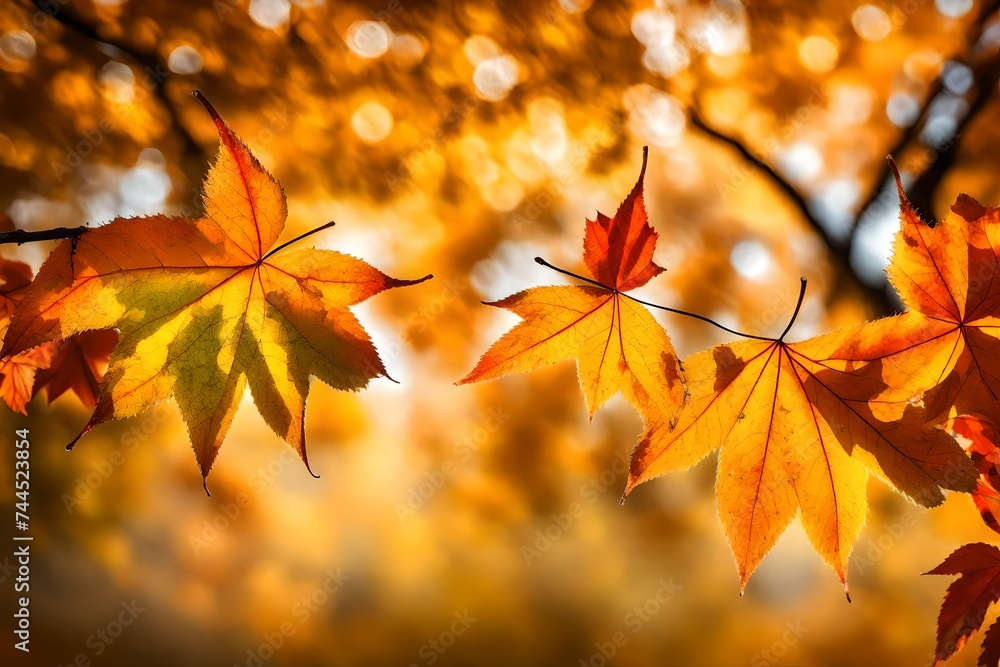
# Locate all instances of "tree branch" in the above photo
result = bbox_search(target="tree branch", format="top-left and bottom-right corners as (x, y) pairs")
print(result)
(905, 49), (1000, 221)
(687, 1), (1000, 318)
(852, 0), (1000, 232)
(0, 226), (87, 246)
(688, 108), (827, 250)
(27, 0), (204, 168)
(850, 79), (941, 230)
(687, 107), (897, 316)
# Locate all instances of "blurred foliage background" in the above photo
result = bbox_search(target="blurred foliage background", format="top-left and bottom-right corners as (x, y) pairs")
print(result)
(2, 0), (1000, 665)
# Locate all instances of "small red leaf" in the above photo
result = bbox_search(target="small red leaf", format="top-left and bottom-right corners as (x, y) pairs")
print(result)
(926, 543), (1000, 666)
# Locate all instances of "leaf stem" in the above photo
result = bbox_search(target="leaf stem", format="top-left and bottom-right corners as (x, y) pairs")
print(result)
(624, 292), (776, 342)
(261, 221), (337, 261)
(637, 145), (648, 183)
(533, 257), (609, 291)
(777, 277), (808, 342)
(533, 257), (776, 341)
(192, 90), (222, 123)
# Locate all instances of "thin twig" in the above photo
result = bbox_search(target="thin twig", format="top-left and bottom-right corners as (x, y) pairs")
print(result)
(0, 226), (87, 246)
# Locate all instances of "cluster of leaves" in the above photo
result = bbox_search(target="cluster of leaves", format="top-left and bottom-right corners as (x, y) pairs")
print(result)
(0, 257), (117, 414)
(460, 147), (1000, 663)
(0, 92), (430, 484)
(4, 94), (1000, 663)
(926, 414), (1000, 666)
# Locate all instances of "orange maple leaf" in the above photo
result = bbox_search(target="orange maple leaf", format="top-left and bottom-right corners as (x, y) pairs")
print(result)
(831, 162), (1000, 423)
(0, 257), (118, 413)
(0, 257), (33, 316)
(458, 147), (685, 427)
(952, 416), (1000, 537)
(627, 281), (976, 592)
(32, 329), (118, 408)
(927, 543), (1000, 667)
(0, 92), (430, 482)
(0, 345), (54, 415)
(0, 257), (56, 413)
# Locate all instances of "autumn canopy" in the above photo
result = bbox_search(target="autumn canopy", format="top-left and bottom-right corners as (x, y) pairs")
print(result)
(6, 2), (1000, 665)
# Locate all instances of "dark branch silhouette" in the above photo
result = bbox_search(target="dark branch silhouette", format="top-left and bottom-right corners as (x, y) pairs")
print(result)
(687, 107), (896, 316)
(853, 0), (1000, 230)
(27, 0), (204, 168)
(0, 226), (87, 246)
(686, 0), (1000, 318)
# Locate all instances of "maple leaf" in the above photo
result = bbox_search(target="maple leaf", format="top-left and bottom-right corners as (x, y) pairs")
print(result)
(627, 281), (977, 591)
(983, 621), (1000, 667)
(458, 147), (685, 426)
(0, 257), (55, 414)
(0, 91), (430, 482)
(830, 161), (1000, 423)
(927, 543), (1000, 667)
(0, 257), (118, 413)
(32, 329), (118, 408)
(0, 257), (33, 316)
(0, 345), (54, 414)
(951, 416), (1000, 536)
